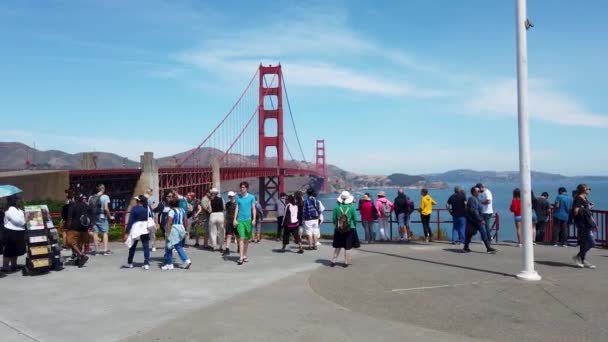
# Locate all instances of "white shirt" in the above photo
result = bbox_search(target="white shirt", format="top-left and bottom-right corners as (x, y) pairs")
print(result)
(4, 206), (26, 231)
(318, 200), (325, 223)
(479, 189), (494, 214)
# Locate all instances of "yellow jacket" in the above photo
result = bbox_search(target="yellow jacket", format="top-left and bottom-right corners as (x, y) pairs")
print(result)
(419, 194), (437, 215)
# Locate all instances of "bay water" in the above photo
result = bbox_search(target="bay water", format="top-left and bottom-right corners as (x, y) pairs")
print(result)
(313, 180), (608, 242)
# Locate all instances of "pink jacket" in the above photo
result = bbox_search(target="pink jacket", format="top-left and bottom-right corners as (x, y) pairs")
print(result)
(375, 197), (394, 218)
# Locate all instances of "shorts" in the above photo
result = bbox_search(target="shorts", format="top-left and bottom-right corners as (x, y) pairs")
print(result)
(66, 230), (89, 248)
(397, 213), (410, 227)
(514, 216), (522, 222)
(304, 219), (320, 236)
(237, 220), (252, 240)
(93, 218), (109, 234)
(225, 221), (236, 235)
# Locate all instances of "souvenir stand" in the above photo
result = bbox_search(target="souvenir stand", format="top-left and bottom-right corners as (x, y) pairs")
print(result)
(22, 205), (63, 275)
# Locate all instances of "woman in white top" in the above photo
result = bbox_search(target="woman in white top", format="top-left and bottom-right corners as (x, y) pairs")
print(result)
(2, 195), (26, 272)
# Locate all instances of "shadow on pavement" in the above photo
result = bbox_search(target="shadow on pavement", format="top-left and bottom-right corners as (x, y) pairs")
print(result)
(358, 248), (515, 278)
(535, 260), (579, 268)
(314, 259), (334, 267)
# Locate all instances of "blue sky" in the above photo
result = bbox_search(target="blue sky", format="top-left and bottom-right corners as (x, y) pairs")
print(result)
(1, 0), (607, 175)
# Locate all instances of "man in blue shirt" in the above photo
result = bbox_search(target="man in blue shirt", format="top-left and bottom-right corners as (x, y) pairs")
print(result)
(552, 187), (573, 246)
(233, 181), (256, 265)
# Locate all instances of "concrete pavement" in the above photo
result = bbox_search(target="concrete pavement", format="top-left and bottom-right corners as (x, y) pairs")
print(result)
(1, 239), (607, 341)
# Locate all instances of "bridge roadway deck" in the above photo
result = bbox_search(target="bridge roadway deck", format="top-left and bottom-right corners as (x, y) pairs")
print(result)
(1, 240), (606, 342)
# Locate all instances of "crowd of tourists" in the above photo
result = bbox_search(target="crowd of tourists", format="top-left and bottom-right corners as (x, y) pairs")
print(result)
(0, 180), (598, 272)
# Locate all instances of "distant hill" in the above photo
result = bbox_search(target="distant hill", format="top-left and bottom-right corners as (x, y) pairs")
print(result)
(387, 173), (425, 186)
(423, 169), (608, 183)
(0, 142), (139, 169)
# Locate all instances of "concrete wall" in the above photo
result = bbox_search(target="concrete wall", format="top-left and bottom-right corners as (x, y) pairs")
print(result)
(0, 170), (69, 201)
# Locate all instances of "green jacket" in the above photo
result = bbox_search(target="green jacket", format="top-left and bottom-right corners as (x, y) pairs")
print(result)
(333, 203), (357, 229)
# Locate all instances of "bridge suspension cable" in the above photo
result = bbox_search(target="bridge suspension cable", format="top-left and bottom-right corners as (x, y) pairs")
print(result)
(177, 68), (259, 167)
(281, 73), (307, 163)
(220, 73), (278, 162)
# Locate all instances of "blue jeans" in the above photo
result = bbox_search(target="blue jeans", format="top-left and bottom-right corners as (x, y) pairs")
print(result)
(577, 227), (595, 261)
(128, 233), (150, 265)
(165, 240), (188, 265)
(452, 216), (465, 243)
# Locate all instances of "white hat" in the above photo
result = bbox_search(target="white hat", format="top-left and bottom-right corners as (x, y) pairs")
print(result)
(227, 191), (236, 197)
(210, 188), (219, 193)
(337, 190), (354, 204)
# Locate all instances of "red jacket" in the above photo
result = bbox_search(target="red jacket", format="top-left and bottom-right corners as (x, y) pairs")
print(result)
(360, 200), (374, 221)
(510, 198), (521, 216)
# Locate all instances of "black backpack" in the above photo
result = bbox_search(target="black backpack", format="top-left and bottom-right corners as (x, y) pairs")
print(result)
(89, 195), (102, 217)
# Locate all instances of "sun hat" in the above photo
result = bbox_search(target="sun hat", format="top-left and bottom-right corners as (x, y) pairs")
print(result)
(227, 191), (236, 197)
(337, 191), (354, 204)
(210, 188), (219, 193)
(377, 191), (386, 197)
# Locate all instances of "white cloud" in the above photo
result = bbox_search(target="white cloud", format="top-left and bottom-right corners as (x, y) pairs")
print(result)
(171, 6), (447, 97)
(465, 79), (608, 128)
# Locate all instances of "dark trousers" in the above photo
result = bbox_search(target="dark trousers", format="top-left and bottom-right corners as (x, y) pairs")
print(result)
(421, 214), (432, 237)
(482, 214), (493, 241)
(535, 220), (546, 242)
(551, 218), (568, 246)
(277, 216), (284, 238)
(464, 220), (491, 250)
(577, 227), (595, 261)
(128, 233), (150, 265)
(283, 226), (301, 246)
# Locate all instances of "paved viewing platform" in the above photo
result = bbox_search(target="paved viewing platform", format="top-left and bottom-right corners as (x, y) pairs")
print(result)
(1, 240), (606, 342)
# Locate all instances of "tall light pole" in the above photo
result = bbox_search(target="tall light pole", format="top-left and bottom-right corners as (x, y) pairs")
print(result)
(515, 0), (541, 281)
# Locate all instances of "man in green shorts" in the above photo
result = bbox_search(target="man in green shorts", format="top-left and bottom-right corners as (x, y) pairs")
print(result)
(233, 181), (256, 265)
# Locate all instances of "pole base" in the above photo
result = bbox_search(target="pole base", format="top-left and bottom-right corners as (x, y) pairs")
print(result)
(516, 270), (542, 281)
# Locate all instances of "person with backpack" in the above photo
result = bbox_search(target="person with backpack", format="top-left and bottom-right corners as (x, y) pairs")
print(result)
(393, 189), (413, 242)
(419, 188), (437, 243)
(223, 191), (237, 256)
(125, 195), (151, 270)
(359, 194), (375, 244)
(280, 195), (305, 254)
(65, 194), (90, 268)
(375, 191), (393, 242)
(303, 188), (321, 250)
(162, 191), (192, 270)
(88, 183), (114, 256)
(331, 191), (359, 267)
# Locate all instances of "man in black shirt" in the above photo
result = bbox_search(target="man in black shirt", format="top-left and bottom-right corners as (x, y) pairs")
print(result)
(66, 195), (90, 267)
(535, 192), (551, 243)
(447, 186), (467, 245)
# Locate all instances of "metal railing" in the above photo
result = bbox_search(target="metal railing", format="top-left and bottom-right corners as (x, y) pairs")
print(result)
(542, 209), (607, 247)
(265, 208), (501, 242)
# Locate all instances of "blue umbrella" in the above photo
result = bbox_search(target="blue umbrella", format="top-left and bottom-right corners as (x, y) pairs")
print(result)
(0, 185), (23, 198)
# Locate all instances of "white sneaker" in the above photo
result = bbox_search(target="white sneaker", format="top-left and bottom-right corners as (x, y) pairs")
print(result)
(518, 243), (522, 247)
(126, 263), (134, 269)
(142, 264), (150, 270)
(183, 260), (192, 269)
(553, 244), (559, 247)
(582, 260), (596, 269)
(572, 255), (584, 268)
(161, 264), (174, 270)
(152, 247), (157, 252)
(316, 241), (322, 246)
